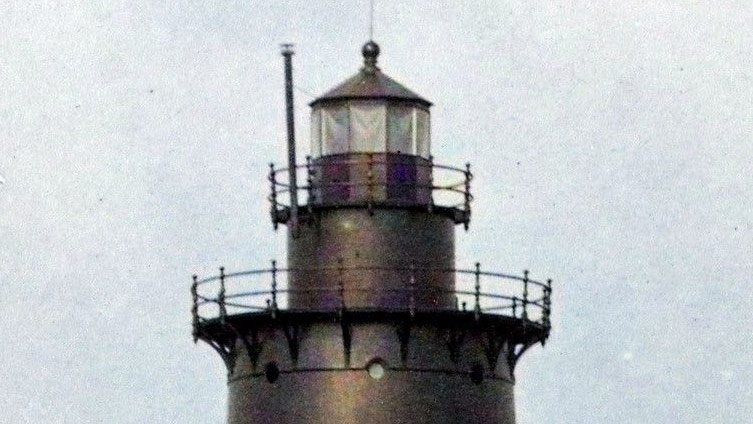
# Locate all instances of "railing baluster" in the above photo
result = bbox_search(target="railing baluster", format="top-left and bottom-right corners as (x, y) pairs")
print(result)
(338, 258), (346, 314)
(464, 163), (472, 230)
(218, 267), (227, 324)
(512, 297), (518, 319)
(522, 270), (529, 321)
(544, 279), (552, 328)
(367, 153), (375, 215)
(474, 262), (481, 320)
(306, 155), (314, 215)
(271, 260), (278, 317)
(409, 263), (416, 317)
(191, 275), (199, 343)
(428, 155), (434, 214)
(269, 163), (278, 230)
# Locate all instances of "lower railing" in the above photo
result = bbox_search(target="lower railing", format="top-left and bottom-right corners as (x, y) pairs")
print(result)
(191, 263), (552, 329)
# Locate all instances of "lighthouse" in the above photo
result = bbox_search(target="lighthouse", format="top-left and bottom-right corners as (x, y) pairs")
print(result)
(191, 41), (552, 424)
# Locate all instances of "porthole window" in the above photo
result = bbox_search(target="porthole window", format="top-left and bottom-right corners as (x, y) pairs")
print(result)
(366, 358), (387, 380)
(265, 362), (280, 383)
(470, 363), (484, 385)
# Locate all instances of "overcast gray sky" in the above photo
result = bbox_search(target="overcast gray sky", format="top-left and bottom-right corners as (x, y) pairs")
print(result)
(1, 1), (752, 423)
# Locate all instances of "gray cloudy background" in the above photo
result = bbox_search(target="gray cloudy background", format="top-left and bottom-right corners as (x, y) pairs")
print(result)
(1, 1), (751, 423)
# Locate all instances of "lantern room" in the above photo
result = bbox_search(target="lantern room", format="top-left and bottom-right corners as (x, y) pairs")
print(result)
(268, 41), (471, 228)
(309, 41), (432, 158)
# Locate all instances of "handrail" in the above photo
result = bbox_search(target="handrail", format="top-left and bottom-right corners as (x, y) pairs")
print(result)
(191, 263), (552, 329)
(195, 265), (550, 290)
(268, 155), (473, 225)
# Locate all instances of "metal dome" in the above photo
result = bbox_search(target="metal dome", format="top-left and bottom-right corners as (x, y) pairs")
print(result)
(310, 41), (432, 107)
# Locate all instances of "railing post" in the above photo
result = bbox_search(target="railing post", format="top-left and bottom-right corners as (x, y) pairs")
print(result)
(474, 262), (481, 320)
(543, 279), (552, 328)
(338, 258), (346, 314)
(367, 153), (375, 215)
(218, 267), (227, 325)
(306, 155), (314, 215)
(191, 275), (199, 343)
(271, 260), (278, 317)
(464, 163), (472, 230)
(409, 263), (416, 317)
(522, 270), (529, 321)
(269, 163), (278, 230)
(427, 155), (434, 213)
(512, 297), (518, 319)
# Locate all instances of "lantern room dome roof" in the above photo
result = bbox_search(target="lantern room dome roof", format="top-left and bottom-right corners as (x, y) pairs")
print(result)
(310, 41), (432, 108)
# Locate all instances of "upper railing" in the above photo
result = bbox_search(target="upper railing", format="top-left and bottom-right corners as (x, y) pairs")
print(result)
(269, 154), (473, 228)
(191, 262), (552, 337)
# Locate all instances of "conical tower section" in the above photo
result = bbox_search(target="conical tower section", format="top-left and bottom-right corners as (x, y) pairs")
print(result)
(191, 42), (552, 424)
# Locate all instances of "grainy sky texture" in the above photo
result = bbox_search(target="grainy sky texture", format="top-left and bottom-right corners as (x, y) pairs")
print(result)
(1, 1), (752, 423)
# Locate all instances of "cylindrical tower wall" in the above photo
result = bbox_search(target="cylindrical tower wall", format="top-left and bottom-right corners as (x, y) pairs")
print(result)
(227, 320), (516, 424)
(287, 208), (455, 309)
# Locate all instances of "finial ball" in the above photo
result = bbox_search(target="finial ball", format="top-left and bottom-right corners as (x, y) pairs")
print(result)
(362, 40), (380, 61)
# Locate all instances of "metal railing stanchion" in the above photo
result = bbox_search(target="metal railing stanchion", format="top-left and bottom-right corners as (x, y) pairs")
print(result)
(218, 267), (227, 325)
(409, 263), (416, 317)
(191, 275), (199, 342)
(269, 163), (278, 230)
(464, 163), (472, 230)
(522, 270), (529, 321)
(428, 155), (435, 213)
(271, 260), (279, 317)
(367, 153), (375, 215)
(543, 279), (552, 328)
(474, 262), (481, 320)
(306, 155), (314, 215)
(338, 258), (346, 315)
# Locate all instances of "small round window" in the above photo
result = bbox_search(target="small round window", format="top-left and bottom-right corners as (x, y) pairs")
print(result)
(366, 359), (387, 380)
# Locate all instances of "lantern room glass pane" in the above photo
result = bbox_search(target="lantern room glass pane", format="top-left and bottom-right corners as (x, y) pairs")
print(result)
(310, 108), (322, 157)
(415, 109), (430, 158)
(322, 106), (350, 154)
(350, 103), (386, 152)
(387, 106), (413, 154)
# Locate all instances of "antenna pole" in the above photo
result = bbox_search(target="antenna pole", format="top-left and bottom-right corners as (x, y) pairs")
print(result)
(281, 43), (299, 235)
(369, 0), (375, 40)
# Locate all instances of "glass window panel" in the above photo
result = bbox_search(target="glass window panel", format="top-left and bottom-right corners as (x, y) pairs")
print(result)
(322, 106), (350, 154)
(350, 102), (386, 152)
(415, 109), (431, 158)
(310, 108), (322, 157)
(387, 106), (413, 154)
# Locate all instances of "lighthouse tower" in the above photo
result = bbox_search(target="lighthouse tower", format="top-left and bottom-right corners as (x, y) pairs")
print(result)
(191, 42), (552, 424)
